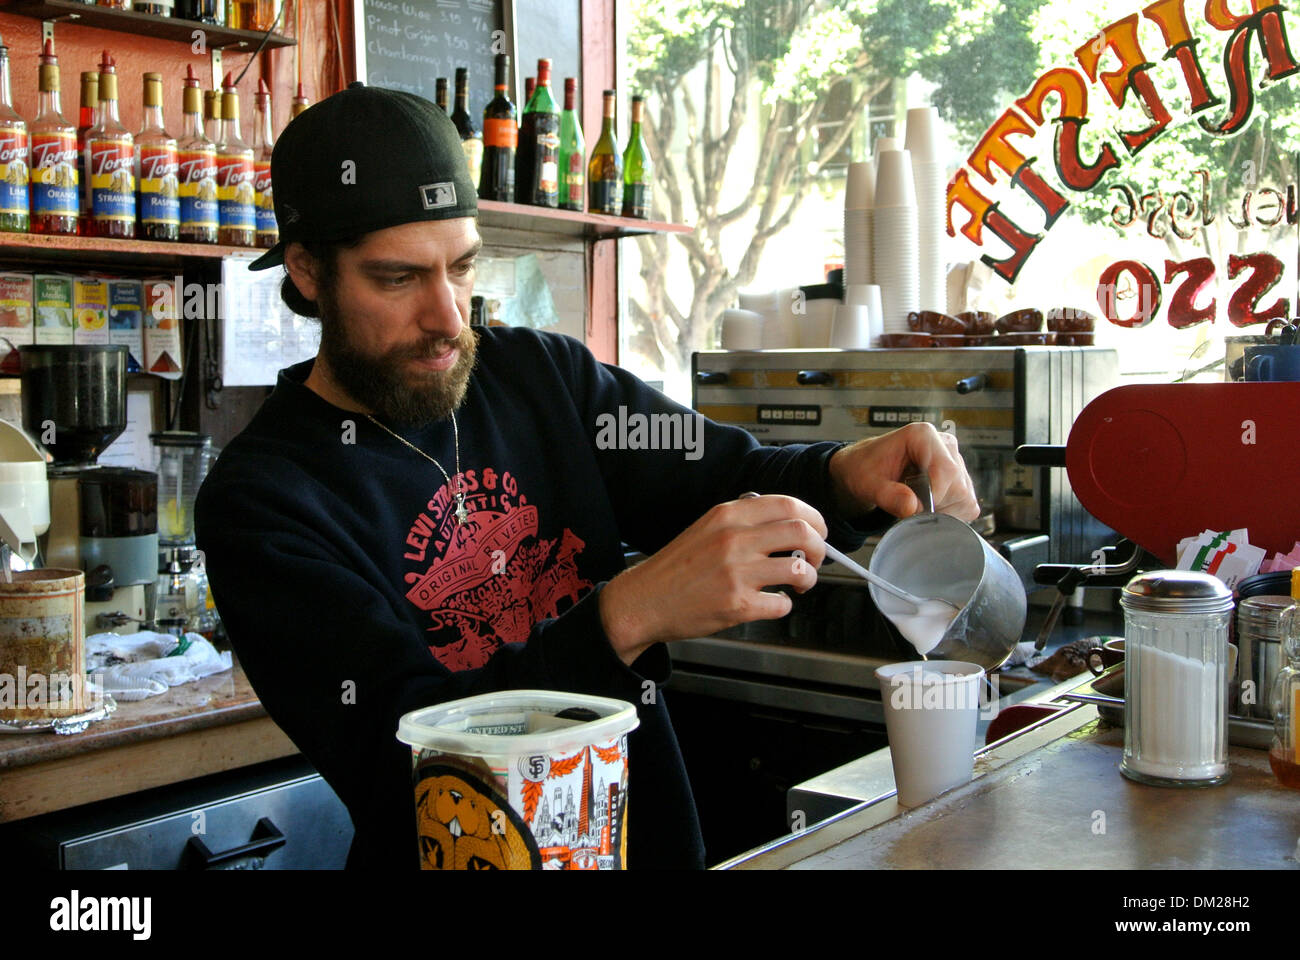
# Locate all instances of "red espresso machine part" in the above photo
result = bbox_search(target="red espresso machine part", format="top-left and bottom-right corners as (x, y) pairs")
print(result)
(1065, 383), (1300, 565)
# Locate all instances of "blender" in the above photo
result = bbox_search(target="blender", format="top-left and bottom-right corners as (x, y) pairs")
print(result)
(21, 345), (157, 634)
(151, 431), (219, 637)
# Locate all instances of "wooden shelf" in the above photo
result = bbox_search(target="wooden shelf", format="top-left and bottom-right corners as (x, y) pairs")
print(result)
(4, 0), (296, 50)
(477, 199), (693, 241)
(0, 230), (258, 268)
(0, 208), (693, 268)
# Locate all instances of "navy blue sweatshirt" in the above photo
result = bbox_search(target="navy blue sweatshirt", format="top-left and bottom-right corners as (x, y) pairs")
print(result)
(194, 325), (873, 869)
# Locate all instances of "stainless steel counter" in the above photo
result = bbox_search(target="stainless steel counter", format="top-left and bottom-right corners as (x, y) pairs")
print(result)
(722, 704), (1300, 870)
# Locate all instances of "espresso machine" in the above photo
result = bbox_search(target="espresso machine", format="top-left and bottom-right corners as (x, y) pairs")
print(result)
(21, 345), (158, 633)
(670, 345), (1120, 713)
(665, 344), (1119, 863)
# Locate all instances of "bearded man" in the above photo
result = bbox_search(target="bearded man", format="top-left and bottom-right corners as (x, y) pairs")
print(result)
(195, 83), (979, 870)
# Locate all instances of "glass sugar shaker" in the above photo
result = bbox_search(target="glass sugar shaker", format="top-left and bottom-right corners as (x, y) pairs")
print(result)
(1268, 604), (1300, 788)
(1119, 571), (1233, 787)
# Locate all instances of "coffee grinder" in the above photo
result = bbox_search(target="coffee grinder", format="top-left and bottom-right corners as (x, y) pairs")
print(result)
(21, 345), (158, 633)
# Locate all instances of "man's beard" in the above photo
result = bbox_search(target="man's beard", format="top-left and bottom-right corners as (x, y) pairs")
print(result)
(315, 282), (478, 427)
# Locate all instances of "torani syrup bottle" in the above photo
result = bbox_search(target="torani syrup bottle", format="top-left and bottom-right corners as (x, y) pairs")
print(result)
(30, 39), (78, 236)
(176, 65), (218, 244)
(135, 73), (180, 241)
(0, 35), (29, 234)
(85, 51), (134, 239)
(251, 78), (277, 249)
(214, 73), (254, 247)
(76, 71), (97, 235)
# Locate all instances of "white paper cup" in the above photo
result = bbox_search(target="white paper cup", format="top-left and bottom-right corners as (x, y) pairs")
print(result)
(875, 661), (985, 808)
(738, 289), (779, 314)
(873, 136), (900, 157)
(831, 302), (871, 349)
(874, 149), (916, 208)
(799, 298), (837, 347)
(845, 160), (876, 210)
(720, 308), (763, 350)
(904, 106), (943, 164)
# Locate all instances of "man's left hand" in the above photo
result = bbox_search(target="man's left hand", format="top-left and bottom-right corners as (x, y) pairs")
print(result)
(828, 421), (979, 522)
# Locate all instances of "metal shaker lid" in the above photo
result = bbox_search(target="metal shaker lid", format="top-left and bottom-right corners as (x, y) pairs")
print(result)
(1120, 570), (1234, 614)
(1237, 595), (1296, 634)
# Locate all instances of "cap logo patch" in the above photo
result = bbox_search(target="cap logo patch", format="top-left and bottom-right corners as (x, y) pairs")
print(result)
(420, 182), (457, 210)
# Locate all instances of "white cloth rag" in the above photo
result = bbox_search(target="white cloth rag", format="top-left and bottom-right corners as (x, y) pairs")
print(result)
(85, 631), (232, 701)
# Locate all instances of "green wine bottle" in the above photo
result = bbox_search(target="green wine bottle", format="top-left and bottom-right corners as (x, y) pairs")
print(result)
(587, 90), (621, 215)
(622, 94), (652, 219)
(558, 77), (585, 212)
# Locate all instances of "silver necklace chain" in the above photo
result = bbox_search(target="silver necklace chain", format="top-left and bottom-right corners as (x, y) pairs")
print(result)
(366, 412), (469, 526)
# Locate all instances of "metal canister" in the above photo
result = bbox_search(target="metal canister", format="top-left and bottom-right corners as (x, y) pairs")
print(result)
(0, 568), (86, 721)
(1119, 571), (1233, 787)
(1234, 595), (1294, 720)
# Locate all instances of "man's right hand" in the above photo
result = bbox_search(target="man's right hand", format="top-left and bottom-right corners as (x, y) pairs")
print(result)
(597, 494), (827, 666)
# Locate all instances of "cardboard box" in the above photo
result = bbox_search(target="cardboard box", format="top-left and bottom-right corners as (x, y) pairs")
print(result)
(108, 279), (145, 372)
(0, 272), (34, 373)
(33, 273), (74, 347)
(73, 276), (110, 346)
(143, 276), (183, 379)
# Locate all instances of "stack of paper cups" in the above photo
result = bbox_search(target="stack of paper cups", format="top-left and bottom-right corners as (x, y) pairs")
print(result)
(834, 284), (882, 349)
(873, 148), (919, 333)
(844, 162), (875, 287)
(905, 107), (947, 313)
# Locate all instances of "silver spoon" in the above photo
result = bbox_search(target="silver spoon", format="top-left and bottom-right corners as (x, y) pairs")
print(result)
(822, 541), (954, 612)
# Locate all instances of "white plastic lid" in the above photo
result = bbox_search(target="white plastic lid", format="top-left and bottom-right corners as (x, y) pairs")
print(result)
(396, 690), (639, 759)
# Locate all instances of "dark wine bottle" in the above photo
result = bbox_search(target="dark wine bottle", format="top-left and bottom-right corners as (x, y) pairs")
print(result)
(516, 58), (559, 207)
(478, 54), (516, 202)
(435, 77), (448, 113)
(451, 67), (481, 190)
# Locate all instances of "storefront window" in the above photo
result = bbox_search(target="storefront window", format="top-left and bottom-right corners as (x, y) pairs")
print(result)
(620, 0), (1300, 402)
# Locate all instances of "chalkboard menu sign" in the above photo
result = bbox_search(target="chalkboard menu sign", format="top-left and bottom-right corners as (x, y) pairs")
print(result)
(357, 0), (503, 116)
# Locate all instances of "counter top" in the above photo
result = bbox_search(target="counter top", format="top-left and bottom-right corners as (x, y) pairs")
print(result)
(0, 660), (264, 771)
(0, 660), (298, 823)
(724, 704), (1300, 870)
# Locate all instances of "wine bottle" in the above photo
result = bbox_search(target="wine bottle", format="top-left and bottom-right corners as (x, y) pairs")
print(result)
(451, 67), (481, 190)
(0, 35), (28, 234)
(85, 50), (133, 239)
(622, 94), (653, 219)
(516, 58), (559, 207)
(30, 39), (78, 236)
(587, 90), (621, 215)
(558, 77), (585, 212)
(478, 54), (516, 202)
(525, 77), (536, 107)
(135, 72), (180, 241)
(435, 77), (448, 113)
